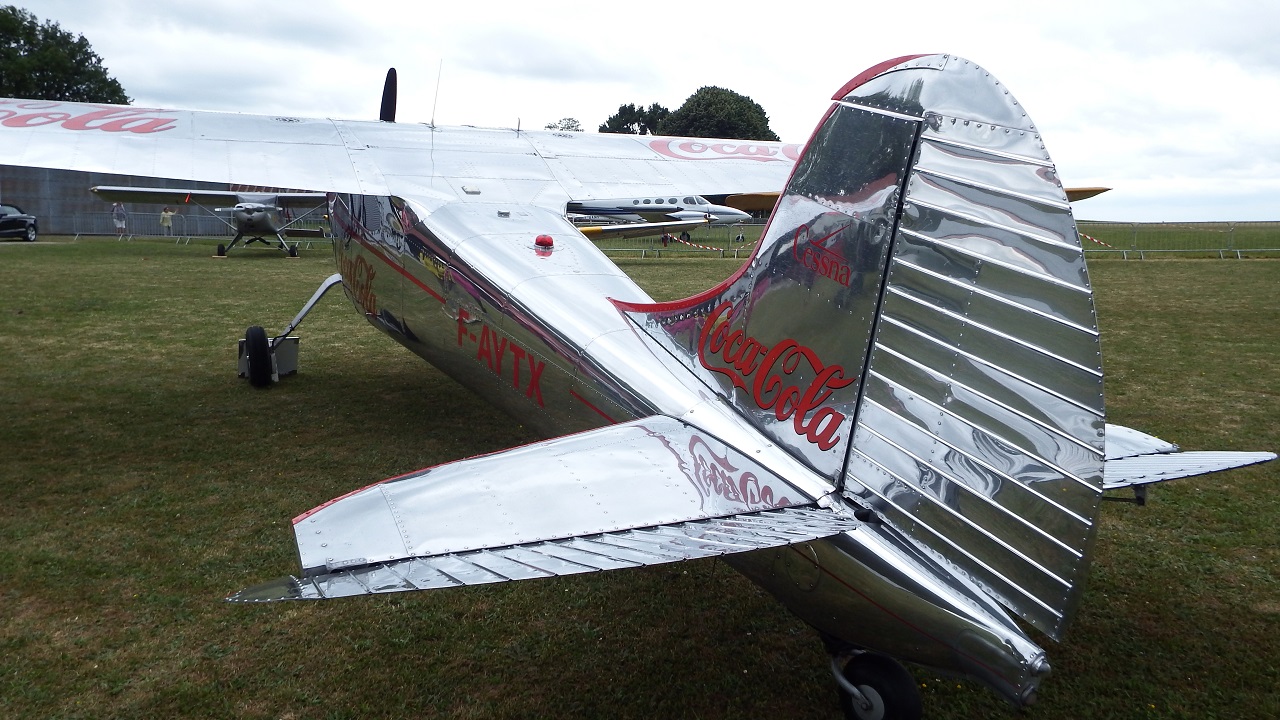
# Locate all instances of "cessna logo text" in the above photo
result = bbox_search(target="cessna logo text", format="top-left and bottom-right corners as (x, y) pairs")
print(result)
(793, 222), (853, 287)
(697, 302), (855, 450)
(0, 101), (178, 133)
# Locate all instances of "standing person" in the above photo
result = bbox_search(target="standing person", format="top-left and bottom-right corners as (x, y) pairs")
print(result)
(112, 202), (127, 236)
(159, 207), (175, 236)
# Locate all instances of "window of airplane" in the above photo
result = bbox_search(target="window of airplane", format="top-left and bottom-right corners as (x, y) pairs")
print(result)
(683, 196), (695, 205)
(655, 198), (664, 204)
(696, 196), (708, 205)
(633, 200), (640, 205)
(643, 199), (651, 204)
(668, 198), (677, 204)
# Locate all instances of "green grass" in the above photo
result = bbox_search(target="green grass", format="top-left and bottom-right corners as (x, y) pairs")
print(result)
(1, 237), (1277, 719)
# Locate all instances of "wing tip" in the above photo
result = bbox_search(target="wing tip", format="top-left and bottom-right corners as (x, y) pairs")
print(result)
(226, 575), (310, 603)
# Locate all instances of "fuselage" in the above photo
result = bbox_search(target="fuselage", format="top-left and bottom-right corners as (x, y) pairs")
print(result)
(229, 202), (286, 236)
(326, 188), (1049, 707)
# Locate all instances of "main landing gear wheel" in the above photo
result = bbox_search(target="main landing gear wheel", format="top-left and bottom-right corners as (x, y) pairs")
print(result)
(244, 325), (273, 388)
(838, 654), (922, 720)
(288, 246), (298, 258)
(216, 243), (227, 257)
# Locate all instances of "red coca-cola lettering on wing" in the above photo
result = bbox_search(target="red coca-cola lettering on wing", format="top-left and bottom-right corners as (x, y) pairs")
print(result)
(697, 301), (856, 451)
(687, 435), (792, 510)
(0, 101), (178, 133)
(649, 139), (802, 163)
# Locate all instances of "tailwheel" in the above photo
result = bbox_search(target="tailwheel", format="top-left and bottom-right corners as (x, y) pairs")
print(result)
(243, 325), (273, 388)
(836, 653), (921, 720)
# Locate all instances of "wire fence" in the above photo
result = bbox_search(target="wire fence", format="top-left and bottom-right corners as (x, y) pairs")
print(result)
(1077, 220), (1280, 258)
(71, 211), (331, 246)
(592, 220), (1280, 260)
(585, 222), (766, 257)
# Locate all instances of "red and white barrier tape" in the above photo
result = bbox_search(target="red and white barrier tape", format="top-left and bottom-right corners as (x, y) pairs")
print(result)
(1079, 231), (1115, 249)
(667, 233), (754, 252)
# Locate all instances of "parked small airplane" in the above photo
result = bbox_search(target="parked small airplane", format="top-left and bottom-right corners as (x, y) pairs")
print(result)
(567, 194), (751, 225)
(89, 185), (328, 256)
(0, 54), (1271, 719)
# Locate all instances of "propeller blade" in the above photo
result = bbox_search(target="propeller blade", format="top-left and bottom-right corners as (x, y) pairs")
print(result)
(380, 67), (397, 123)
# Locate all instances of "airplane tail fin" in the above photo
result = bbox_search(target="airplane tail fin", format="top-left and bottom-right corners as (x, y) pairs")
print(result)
(618, 55), (1104, 639)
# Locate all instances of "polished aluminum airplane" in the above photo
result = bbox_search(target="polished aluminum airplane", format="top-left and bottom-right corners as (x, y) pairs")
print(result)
(90, 185), (327, 256)
(1, 54), (1272, 719)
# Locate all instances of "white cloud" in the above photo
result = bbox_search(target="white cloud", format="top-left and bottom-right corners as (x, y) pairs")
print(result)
(15, 0), (1280, 220)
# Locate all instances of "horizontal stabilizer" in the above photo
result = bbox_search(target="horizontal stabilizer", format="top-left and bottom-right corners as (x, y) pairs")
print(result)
(229, 507), (858, 602)
(1104, 423), (1178, 460)
(231, 415), (859, 601)
(1103, 424), (1275, 489)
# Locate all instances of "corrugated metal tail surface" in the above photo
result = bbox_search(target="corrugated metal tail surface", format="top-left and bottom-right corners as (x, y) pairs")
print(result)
(839, 56), (1105, 640)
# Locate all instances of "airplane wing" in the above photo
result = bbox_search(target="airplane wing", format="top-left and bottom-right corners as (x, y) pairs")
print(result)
(0, 99), (799, 212)
(91, 185), (242, 207)
(723, 187), (1108, 218)
(1065, 187), (1110, 202)
(229, 415), (858, 602)
(577, 218), (707, 240)
(1104, 423), (1275, 490)
(90, 185), (327, 209)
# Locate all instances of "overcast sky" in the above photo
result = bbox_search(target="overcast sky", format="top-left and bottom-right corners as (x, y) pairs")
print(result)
(17, 0), (1280, 221)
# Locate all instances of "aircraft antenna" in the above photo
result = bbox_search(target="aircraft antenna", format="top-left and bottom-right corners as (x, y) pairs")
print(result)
(430, 60), (443, 128)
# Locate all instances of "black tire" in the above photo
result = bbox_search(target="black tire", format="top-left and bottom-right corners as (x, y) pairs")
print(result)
(244, 325), (273, 388)
(24, 224), (37, 242)
(216, 243), (226, 256)
(838, 654), (922, 720)
(288, 245), (298, 258)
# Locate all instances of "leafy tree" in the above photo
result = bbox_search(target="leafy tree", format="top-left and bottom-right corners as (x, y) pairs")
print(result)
(544, 117), (583, 132)
(0, 5), (129, 103)
(658, 86), (778, 141)
(598, 102), (669, 135)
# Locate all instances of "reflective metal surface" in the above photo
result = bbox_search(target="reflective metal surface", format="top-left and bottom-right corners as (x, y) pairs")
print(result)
(838, 57), (1105, 639)
(299, 55), (1166, 699)
(290, 415), (824, 576)
(1103, 424), (1275, 489)
(231, 507), (859, 602)
(0, 98), (799, 215)
(623, 103), (915, 479)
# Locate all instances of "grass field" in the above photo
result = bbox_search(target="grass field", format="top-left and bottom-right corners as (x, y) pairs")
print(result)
(1, 236), (1277, 719)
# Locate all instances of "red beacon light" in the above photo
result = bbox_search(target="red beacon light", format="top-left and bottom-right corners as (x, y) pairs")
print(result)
(534, 234), (554, 248)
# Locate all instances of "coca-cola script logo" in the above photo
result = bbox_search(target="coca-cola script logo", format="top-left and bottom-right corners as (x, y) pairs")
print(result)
(697, 301), (856, 451)
(688, 435), (791, 510)
(0, 101), (178, 133)
(650, 139), (802, 163)
(338, 254), (377, 314)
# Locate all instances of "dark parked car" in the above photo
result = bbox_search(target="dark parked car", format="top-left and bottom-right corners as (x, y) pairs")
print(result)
(0, 203), (38, 242)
